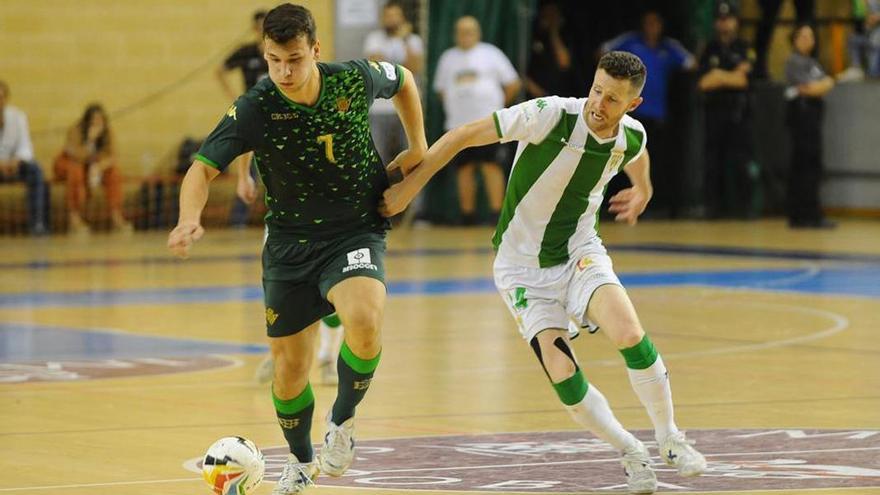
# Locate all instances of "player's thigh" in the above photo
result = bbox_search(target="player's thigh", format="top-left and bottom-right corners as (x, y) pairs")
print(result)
(326, 276), (386, 332)
(269, 320), (320, 391)
(586, 284), (644, 349)
(320, 232), (388, 334)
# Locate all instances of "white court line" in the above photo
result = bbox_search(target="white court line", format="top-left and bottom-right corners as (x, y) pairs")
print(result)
(0, 477), (200, 492)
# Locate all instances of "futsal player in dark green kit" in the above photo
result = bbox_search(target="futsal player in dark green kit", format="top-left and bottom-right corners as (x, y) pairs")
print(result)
(167, 4), (426, 493)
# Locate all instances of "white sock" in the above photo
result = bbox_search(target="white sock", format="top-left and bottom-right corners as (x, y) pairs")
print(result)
(565, 384), (640, 452)
(627, 355), (679, 443)
(317, 322), (344, 363)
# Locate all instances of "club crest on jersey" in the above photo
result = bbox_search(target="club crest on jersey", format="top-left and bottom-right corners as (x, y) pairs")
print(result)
(607, 150), (625, 172)
(576, 256), (593, 271)
(336, 97), (351, 113)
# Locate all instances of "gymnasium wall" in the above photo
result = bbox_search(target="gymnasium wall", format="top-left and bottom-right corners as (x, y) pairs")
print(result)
(0, 0), (335, 177)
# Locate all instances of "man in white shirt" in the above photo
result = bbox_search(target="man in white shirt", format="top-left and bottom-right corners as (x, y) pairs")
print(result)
(364, 1), (425, 164)
(434, 16), (520, 225)
(381, 52), (707, 495)
(0, 81), (47, 235)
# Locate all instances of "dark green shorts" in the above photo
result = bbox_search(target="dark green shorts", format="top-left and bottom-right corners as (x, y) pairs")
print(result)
(262, 231), (386, 337)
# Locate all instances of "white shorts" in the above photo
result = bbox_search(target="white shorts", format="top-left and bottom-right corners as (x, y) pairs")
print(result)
(493, 243), (622, 342)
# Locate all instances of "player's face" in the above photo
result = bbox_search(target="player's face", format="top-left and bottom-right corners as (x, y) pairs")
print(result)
(264, 35), (319, 95)
(586, 69), (642, 134)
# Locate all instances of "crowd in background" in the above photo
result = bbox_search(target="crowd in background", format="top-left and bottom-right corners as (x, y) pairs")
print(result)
(1, 0), (875, 235)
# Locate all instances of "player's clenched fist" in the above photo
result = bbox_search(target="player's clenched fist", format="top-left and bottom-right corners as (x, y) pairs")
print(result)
(168, 222), (204, 259)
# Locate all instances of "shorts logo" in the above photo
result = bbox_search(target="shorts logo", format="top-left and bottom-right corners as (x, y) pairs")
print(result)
(343, 248), (378, 273)
(266, 307), (280, 325)
(510, 287), (528, 311)
(576, 256), (592, 271)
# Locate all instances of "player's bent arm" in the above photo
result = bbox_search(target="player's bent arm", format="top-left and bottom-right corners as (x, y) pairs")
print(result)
(623, 149), (652, 199)
(178, 161), (221, 226)
(391, 66), (428, 168)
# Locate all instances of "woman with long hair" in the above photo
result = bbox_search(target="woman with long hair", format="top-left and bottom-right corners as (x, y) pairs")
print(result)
(54, 103), (130, 232)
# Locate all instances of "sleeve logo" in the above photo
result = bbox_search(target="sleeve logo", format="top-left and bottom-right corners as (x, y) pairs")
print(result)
(378, 61), (398, 81)
(226, 104), (237, 121)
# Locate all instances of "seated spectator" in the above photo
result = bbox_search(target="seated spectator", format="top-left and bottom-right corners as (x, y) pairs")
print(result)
(0, 80), (47, 235)
(53, 103), (131, 233)
(838, 0), (880, 81)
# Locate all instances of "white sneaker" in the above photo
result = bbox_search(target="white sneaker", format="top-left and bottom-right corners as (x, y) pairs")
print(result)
(254, 355), (274, 384)
(272, 454), (317, 494)
(837, 66), (865, 83)
(318, 416), (355, 476)
(318, 358), (338, 385)
(660, 431), (707, 477)
(621, 442), (657, 494)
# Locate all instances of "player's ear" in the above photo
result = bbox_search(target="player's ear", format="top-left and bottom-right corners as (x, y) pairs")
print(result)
(628, 96), (643, 113)
(313, 39), (321, 61)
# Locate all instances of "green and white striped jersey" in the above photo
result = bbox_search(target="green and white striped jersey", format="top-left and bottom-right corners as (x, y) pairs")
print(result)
(491, 96), (647, 268)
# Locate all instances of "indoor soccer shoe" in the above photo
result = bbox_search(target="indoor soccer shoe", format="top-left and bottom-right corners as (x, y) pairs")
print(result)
(660, 431), (707, 477)
(272, 454), (317, 494)
(318, 358), (338, 385)
(621, 442), (657, 494)
(254, 355), (274, 384)
(318, 416), (355, 476)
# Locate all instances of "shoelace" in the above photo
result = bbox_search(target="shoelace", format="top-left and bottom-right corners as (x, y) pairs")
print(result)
(278, 462), (313, 490)
(325, 424), (353, 457)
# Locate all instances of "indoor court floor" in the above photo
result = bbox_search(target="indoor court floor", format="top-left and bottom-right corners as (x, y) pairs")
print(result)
(1, 219), (879, 495)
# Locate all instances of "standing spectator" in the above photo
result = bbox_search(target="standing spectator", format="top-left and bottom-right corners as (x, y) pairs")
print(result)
(434, 16), (521, 225)
(838, 0), (880, 81)
(754, 0), (815, 79)
(364, 1), (425, 164)
(784, 23), (836, 229)
(698, 1), (756, 219)
(602, 10), (695, 218)
(216, 9), (268, 227)
(526, 1), (578, 98)
(53, 103), (131, 233)
(0, 81), (47, 235)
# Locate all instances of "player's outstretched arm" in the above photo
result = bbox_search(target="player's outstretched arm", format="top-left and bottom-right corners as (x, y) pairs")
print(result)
(168, 161), (221, 259)
(389, 66), (428, 175)
(379, 115), (499, 217)
(608, 149), (652, 226)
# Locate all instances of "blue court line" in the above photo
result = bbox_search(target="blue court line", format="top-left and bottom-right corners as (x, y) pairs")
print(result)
(0, 323), (266, 362)
(2, 243), (880, 271)
(2, 266), (879, 310)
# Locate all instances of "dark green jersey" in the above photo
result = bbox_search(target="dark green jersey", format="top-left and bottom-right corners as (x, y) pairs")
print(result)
(196, 59), (404, 240)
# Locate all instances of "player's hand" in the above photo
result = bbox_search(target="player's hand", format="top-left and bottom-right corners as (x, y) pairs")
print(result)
(608, 187), (650, 226)
(167, 222), (204, 259)
(379, 181), (417, 217)
(387, 148), (423, 177)
(236, 175), (258, 204)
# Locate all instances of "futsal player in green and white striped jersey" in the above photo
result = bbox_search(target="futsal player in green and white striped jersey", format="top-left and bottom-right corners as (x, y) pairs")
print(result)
(381, 51), (706, 495)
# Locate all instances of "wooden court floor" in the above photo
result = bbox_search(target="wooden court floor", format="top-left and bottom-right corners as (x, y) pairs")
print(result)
(1, 219), (879, 495)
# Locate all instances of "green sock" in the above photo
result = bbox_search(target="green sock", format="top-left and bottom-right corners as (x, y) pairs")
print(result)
(322, 313), (342, 328)
(273, 383), (315, 462)
(552, 369), (589, 406)
(331, 341), (380, 424)
(619, 334), (659, 370)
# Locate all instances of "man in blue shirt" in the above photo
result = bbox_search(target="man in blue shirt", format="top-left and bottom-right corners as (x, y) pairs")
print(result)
(601, 10), (694, 218)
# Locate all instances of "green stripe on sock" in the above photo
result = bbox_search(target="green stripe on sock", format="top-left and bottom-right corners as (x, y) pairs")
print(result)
(322, 313), (342, 328)
(340, 341), (381, 374)
(272, 383), (314, 415)
(552, 369), (589, 406)
(620, 334), (659, 370)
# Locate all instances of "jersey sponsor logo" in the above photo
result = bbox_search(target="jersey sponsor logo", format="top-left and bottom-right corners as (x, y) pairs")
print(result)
(266, 307), (280, 325)
(343, 248), (378, 273)
(271, 113), (296, 120)
(336, 97), (351, 113)
(185, 429), (880, 492)
(226, 104), (237, 120)
(576, 256), (592, 271)
(379, 61), (397, 81)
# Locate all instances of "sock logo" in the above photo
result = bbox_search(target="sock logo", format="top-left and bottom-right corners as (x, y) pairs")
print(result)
(343, 248), (378, 273)
(278, 417), (300, 429)
(353, 378), (372, 390)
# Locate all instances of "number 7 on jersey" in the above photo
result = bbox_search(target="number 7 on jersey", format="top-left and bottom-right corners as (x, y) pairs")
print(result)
(317, 134), (337, 163)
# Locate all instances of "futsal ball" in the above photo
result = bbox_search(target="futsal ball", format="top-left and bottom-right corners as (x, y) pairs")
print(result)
(202, 436), (265, 495)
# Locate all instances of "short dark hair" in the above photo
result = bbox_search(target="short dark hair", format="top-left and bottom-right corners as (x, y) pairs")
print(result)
(597, 51), (646, 94)
(263, 3), (317, 45)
